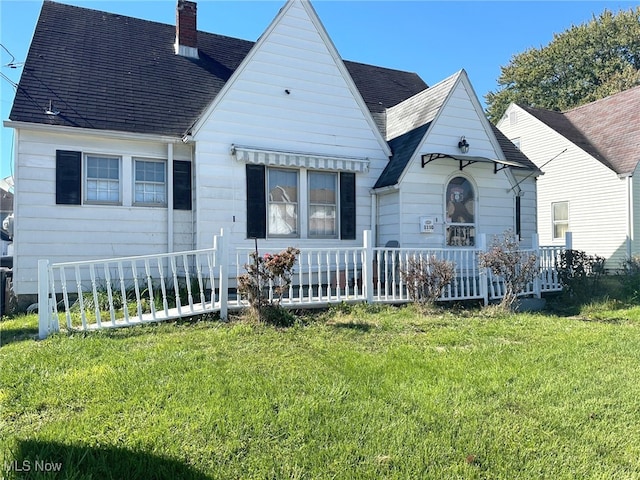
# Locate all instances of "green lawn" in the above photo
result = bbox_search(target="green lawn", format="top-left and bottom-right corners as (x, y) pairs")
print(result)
(2, 301), (640, 479)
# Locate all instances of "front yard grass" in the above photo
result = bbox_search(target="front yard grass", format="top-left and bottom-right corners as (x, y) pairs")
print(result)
(1, 301), (640, 479)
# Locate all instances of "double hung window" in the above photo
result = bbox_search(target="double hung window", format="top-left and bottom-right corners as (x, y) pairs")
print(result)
(552, 202), (569, 240)
(246, 165), (355, 240)
(268, 169), (299, 237)
(134, 159), (166, 206)
(86, 155), (120, 203)
(55, 150), (191, 210)
(308, 171), (337, 237)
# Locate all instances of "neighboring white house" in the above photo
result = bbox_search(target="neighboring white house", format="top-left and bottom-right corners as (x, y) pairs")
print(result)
(0, 176), (13, 257)
(5, 0), (538, 301)
(497, 87), (640, 271)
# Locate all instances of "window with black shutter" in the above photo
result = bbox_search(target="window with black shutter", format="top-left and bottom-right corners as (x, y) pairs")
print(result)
(173, 161), (192, 210)
(56, 150), (82, 205)
(246, 164), (266, 238)
(245, 165), (356, 240)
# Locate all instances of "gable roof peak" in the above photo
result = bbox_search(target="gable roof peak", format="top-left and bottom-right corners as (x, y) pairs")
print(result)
(385, 70), (462, 141)
(10, 0), (427, 139)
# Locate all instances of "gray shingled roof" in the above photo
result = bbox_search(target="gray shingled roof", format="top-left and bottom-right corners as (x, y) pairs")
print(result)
(385, 71), (459, 141)
(10, 1), (428, 138)
(518, 85), (640, 175)
(491, 124), (538, 171)
(374, 73), (459, 189)
(374, 123), (430, 189)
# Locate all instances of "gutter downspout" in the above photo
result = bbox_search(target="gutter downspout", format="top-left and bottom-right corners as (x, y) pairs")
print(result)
(167, 143), (174, 253)
(370, 191), (377, 247)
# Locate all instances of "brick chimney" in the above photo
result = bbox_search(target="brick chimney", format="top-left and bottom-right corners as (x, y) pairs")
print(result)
(175, 0), (199, 58)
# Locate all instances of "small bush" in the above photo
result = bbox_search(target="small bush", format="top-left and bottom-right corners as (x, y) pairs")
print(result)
(401, 255), (455, 305)
(619, 256), (640, 300)
(478, 230), (538, 310)
(557, 249), (605, 302)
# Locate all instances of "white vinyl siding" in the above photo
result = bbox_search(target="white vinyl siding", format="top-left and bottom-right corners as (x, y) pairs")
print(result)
(192, 0), (389, 254)
(386, 80), (529, 248)
(12, 129), (194, 295)
(498, 103), (630, 266)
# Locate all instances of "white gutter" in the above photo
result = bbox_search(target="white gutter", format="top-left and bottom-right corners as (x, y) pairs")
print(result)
(3, 120), (184, 144)
(369, 184), (399, 195)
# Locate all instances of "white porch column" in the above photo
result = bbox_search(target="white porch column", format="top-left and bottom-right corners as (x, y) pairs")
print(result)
(216, 228), (228, 320)
(363, 230), (373, 304)
(477, 234), (489, 305)
(565, 231), (573, 250)
(532, 233), (541, 298)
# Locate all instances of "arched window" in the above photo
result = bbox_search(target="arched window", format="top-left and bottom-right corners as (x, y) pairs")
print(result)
(445, 176), (475, 246)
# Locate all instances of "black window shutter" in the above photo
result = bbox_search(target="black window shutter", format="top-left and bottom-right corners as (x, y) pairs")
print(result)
(173, 161), (192, 210)
(340, 172), (356, 240)
(56, 150), (82, 205)
(246, 164), (266, 238)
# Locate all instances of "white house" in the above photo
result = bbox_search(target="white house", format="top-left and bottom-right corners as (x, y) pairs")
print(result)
(497, 87), (640, 271)
(5, 0), (538, 302)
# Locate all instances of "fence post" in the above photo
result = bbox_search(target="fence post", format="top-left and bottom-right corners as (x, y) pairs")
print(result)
(363, 230), (373, 304)
(532, 233), (541, 298)
(38, 259), (53, 339)
(217, 229), (228, 320)
(477, 234), (489, 306)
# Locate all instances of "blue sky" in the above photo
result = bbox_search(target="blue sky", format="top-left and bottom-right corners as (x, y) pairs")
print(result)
(0, 0), (637, 182)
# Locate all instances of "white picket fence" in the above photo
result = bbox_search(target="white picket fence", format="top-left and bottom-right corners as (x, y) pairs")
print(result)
(38, 230), (565, 339)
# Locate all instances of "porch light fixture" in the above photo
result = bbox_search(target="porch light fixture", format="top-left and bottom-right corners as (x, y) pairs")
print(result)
(458, 136), (469, 154)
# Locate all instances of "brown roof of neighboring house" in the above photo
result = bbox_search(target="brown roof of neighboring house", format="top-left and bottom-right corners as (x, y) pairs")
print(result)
(518, 85), (640, 175)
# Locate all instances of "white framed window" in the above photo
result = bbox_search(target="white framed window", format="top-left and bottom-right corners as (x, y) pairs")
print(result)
(445, 176), (476, 246)
(134, 159), (166, 206)
(246, 165), (356, 240)
(308, 171), (337, 238)
(552, 201), (569, 240)
(85, 154), (121, 204)
(268, 168), (298, 237)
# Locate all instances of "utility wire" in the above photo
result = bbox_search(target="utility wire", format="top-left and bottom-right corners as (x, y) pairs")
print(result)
(1, 43), (24, 69)
(509, 148), (567, 192)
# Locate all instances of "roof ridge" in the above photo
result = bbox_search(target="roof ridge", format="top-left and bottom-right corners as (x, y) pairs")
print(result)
(563, 84), (640, 113)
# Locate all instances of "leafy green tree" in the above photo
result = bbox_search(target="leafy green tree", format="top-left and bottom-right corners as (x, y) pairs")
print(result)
(486, 7), (640, 124)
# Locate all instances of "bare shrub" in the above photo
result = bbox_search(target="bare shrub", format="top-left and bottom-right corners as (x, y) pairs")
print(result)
(237, 246), (300, 323)
(478, 230), (538, 310)
(401, 254), (455, 305)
